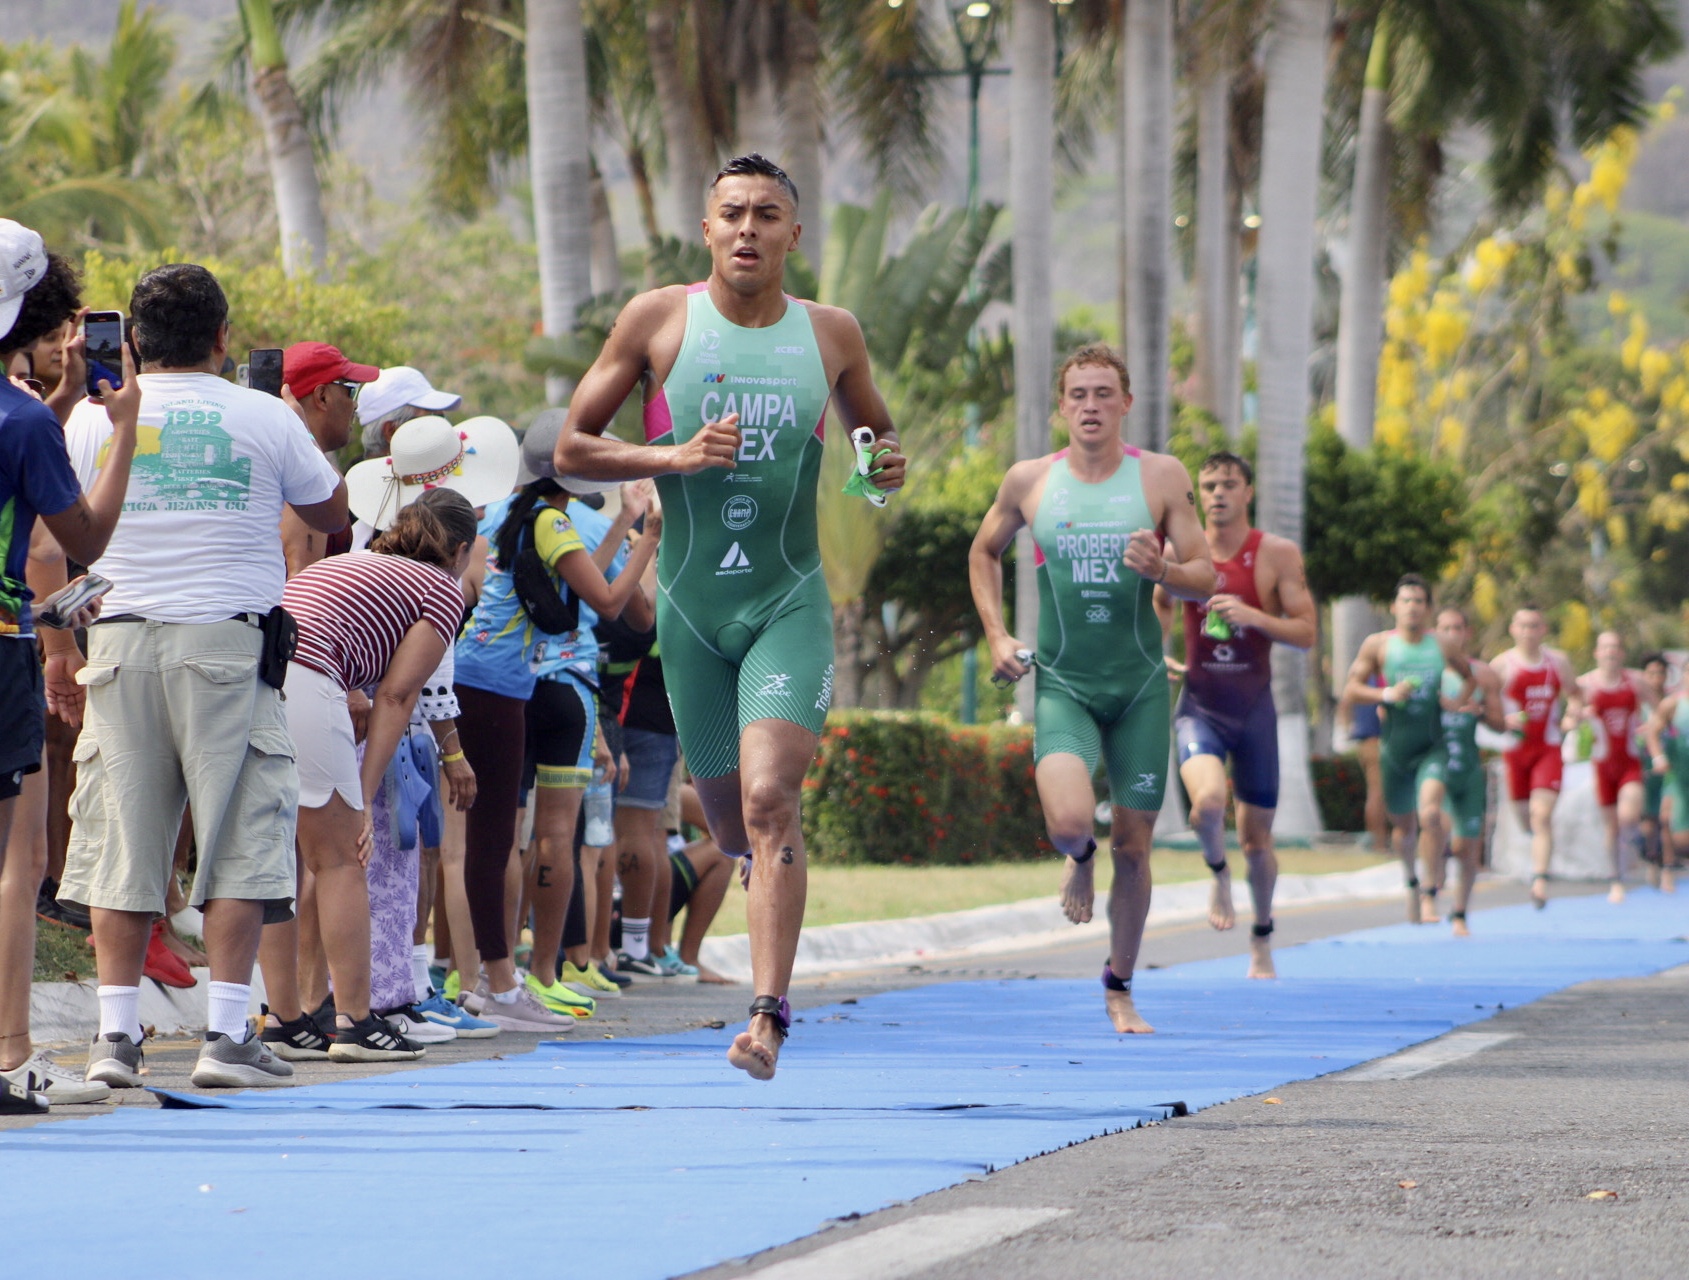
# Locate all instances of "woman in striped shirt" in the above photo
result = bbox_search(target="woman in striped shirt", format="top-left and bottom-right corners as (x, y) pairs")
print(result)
(276, 489), (478, 1062)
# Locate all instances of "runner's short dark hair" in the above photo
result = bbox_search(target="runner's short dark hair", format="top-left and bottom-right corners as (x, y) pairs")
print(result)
(130, 263), (228, 368)
(1395, 573), (1431, 604)
(710, 154), (799, 209)
(0, 253), (81, 356)
(1437, 605), (1469, 627)
(1515, 602), (1544, 617)
(1055, 343), (1131, 396)
(1640, 652), (1668, 670)
(1200, 451), (1253, 485)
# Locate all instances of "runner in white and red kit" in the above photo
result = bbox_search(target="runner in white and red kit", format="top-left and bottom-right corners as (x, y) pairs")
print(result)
(1491, 607), (1582, 908)
(1577, 631), (1657, 904)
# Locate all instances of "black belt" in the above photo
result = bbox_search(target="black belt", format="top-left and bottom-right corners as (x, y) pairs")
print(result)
(94, 612), (265, 628)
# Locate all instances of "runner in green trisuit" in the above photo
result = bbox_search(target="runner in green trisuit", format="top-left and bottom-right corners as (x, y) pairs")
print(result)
(1343, 575), (1474, 923)
(970, 345), (1213, 1034)
(1427, 606), (1503, 935)
(555, 155), (905, 1079)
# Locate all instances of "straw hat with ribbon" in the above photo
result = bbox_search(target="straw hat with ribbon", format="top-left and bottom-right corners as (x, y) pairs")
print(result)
(346, 414), (520, 530)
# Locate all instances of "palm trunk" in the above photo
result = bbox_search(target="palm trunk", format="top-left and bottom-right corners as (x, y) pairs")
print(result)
(527, 0), (593, 401)
(1335, 18), (1390, 449)
(647, 0), (714, 236)
(781, 0), (826, 274)
(626, 143), (663, 249)
(1193, 63), (1240, 434)
(736, 77), (782, 160)
(1122, 0), (1174, 451)
(1255, 0), (1333, 836)
(1011, 0), (1055, 719)
(589, 155), (622, 297)
(242, 0), (327, 278)
(832, 599), (865, 710)
(1331, 21), (1391, 730)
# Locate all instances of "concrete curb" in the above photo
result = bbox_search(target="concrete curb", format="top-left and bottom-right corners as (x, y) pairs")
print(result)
(697, 861), (1409, 984)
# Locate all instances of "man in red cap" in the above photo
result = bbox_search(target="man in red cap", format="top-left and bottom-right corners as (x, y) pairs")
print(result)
(279, 342), (377, 574)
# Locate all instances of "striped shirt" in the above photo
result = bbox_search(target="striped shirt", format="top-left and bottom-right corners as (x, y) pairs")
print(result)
(283, 551), (465, 691)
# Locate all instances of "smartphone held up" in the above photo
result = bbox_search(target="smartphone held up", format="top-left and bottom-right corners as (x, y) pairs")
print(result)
(82, 311), (126, 398)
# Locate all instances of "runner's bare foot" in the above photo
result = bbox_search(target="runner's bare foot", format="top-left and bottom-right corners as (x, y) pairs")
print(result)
(726, 1013), (783, 1080)
(1208, 867), (1236, 931)
(695, 965), (736, 985)
(161, 925), (207, 968)
(1419, 894), (1441, 925)
(1060, 855), (1096, 924)
(1661, 867), (1677, 894)
(1451, 914), (1470, 938)
(1530, 874), (1549, 909)
(1247, 934), (1276, 980)
(1608, 880), (1626, 905)
(1105, 989), (1154, 1034)
(1406, 887), (1423, 923)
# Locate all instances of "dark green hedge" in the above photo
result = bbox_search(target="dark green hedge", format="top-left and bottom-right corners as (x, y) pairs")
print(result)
(803, 715), (1372, 859)
(802, 711), (1053, 864)
(1311, 754), (1368, 832)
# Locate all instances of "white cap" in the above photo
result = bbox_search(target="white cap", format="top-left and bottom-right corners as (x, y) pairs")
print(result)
(356, 365), (463, 427)
(0, 220), (49, 343)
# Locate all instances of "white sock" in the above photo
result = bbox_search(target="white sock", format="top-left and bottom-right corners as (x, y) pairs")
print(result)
(411, 945), (433, 1001)
(207, 981), (252, 1041)
(97, 985), (142, 1043)
(491, 985), (520, 1004)
(622, 917), (651, 960)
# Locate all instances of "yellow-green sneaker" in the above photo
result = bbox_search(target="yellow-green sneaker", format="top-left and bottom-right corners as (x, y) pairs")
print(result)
(524, 972), (595, 1019)
(443, 969), (463, 1002)
(561, 959), (623, 998)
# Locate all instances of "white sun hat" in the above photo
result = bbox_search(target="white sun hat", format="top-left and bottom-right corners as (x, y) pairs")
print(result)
(356, 365), (463, 427)
(0, 220), (49, 341)
(346, 414), (520, 529)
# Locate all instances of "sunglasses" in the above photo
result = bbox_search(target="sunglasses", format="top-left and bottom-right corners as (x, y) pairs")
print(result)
(333, 379), (363, 403)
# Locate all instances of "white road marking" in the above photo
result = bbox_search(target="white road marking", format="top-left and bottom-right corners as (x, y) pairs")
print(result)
(1339, 1032), (1516, 1082)
(749, 1206), (1071, 1279)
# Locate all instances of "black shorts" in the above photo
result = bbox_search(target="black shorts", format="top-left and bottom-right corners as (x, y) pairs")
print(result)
(519, 675), (595, 803)
(0, 639), (45, 802)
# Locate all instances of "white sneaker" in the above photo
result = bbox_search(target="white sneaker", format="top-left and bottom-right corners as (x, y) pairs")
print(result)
(2, 1051), (111, 1105)
(480, 986), (576, 1033)
(379, 1005), (456, 1045)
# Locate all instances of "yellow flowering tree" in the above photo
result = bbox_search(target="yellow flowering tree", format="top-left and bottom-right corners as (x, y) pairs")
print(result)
(1372, 101), (1689, 658)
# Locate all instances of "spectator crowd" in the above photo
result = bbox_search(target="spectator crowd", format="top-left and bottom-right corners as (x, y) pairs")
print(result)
(0, 219), (733, 1109)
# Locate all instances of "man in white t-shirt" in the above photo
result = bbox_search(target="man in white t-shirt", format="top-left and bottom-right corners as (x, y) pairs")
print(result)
(57, 264), (348, 1091)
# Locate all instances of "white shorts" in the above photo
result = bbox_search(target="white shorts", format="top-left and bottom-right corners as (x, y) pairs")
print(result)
(285, 661), (363, 811)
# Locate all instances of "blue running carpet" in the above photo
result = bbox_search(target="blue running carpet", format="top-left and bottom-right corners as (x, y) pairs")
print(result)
(3, 890), (1685, 1277)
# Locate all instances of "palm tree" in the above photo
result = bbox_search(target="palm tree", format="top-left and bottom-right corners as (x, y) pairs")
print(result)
(1121, 0), (1174, 451)
(0, 3), (175, 250)
(1185, 0), (1263, 435)
(1011, 0), (1056, 716)
(1254, 0), (1333, 837)
(238, 0), (328, 276)
(526, 0), (594, 395)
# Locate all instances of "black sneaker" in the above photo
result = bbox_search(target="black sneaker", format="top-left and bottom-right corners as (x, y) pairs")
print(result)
(260, 1006), (333, 1061)
(35, 878), (92, 932)
(327, 1014), (425, 1063)
(311, 993), (337, 1030)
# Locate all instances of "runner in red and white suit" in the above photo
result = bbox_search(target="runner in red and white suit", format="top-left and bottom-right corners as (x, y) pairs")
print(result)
(1491, 607), (1582, 908)
(1577, 631), (1658, 905)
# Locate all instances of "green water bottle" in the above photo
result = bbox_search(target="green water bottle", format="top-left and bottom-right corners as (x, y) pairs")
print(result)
(1576, 719), (1596, 761)
(1203, 609), (1232, 642)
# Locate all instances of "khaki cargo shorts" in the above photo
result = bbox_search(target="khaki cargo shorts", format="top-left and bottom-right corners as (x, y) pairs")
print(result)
(58, 618), (299, 923)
